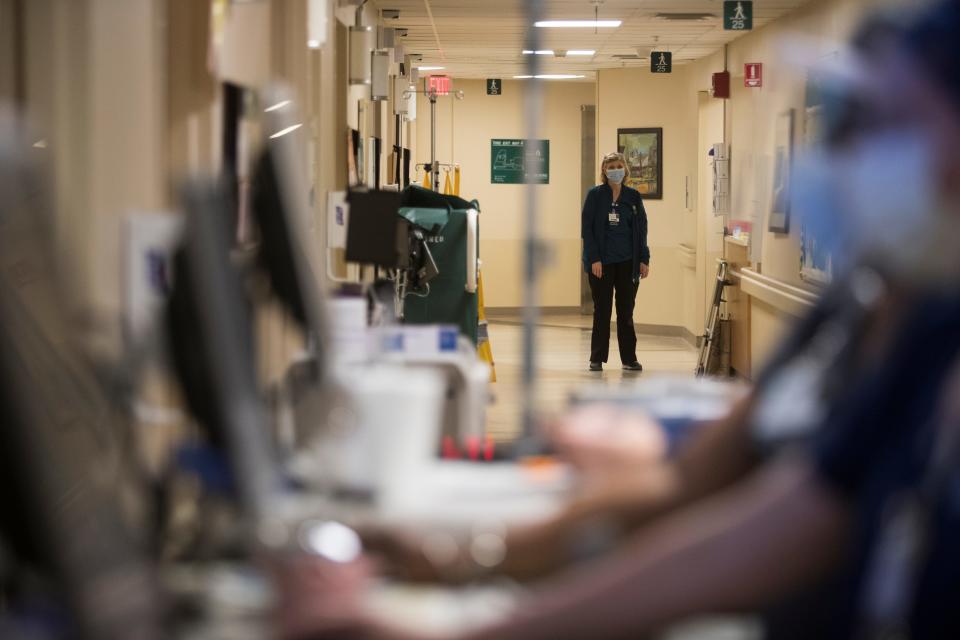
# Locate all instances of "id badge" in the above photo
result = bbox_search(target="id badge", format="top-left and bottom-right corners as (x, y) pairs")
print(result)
(608, 212), (619, 225)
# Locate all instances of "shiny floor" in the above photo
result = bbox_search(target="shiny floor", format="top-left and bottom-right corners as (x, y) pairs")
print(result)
(484, 313), (699, 441)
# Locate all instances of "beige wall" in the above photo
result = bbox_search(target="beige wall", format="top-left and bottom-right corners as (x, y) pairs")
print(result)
(596, 67), (700, 329)
(591, 0), (915, 367)
(415, 79), (595, 308)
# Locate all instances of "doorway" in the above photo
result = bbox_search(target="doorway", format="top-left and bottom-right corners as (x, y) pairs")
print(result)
(579, 104), (595, 315)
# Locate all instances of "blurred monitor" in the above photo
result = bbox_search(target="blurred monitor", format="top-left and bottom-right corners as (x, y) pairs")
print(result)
(344, 188), (411, 268)
(166, 179), (283, 526)
(252, 87), (332, 353)
(0, 115), (162, 639)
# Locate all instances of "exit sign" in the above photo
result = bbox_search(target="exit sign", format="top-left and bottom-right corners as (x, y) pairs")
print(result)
(724, 1), (753, 31)
(745, 63), (762, 87)
(428, 75), (450, 96)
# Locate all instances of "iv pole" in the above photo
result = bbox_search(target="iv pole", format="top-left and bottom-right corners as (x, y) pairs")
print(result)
(430, 87), (439, 191)
(404, 82), (462, 192)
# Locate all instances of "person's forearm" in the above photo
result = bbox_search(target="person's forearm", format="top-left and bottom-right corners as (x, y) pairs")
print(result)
(498, 396), (760, 581)
(460, 460), (849, 640)
(498, 465), (679, 580)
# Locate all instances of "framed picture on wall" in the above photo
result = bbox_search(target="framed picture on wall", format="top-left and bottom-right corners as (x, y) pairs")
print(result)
(617, 128), (663, 199)
(768, 109), (794, 234)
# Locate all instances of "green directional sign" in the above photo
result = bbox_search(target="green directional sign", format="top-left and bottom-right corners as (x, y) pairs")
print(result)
(651, 51), (672, 74)
(724, 1), (753, 30)
(490, 139), (549, 184)
(486, 79), (502, 95)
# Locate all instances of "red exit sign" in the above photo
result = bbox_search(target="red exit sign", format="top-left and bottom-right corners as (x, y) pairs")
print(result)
(428, 75), (450, 96)
(744, 63), (762, 88)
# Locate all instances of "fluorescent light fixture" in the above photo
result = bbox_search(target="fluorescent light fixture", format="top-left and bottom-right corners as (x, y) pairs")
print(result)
(535, 20), (621, 28)
(567, 50), (595, 56)
(513, 74), (586, 80)
(522, 49), (554, 55)
(270, 123), (303, 139)
(417, 65), (445, 71)
(264, 99), (292, 113)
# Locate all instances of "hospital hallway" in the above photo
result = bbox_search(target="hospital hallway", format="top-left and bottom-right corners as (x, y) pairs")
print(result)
(4, 0), (960, 638)
(484, 314), (699, 441)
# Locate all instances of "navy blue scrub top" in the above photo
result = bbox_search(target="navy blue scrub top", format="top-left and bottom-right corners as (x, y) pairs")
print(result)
(810, 293), (960, 640)
(602, 201), (633, 265)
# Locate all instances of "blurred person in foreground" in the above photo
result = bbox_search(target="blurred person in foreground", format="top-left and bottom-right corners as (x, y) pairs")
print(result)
(277, 3), (960, 638)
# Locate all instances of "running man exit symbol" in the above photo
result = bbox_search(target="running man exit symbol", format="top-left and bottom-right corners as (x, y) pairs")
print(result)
(486, 79), (501, 95)
(651, 51), (672, 74)
(724, 1), (753, 30)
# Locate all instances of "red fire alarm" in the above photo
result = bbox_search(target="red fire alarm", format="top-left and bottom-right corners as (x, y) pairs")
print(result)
(712, 71), (731, 99)
(745, 63), (762, 88)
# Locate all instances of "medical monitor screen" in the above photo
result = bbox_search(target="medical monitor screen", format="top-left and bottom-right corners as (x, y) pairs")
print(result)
(345, 189), (409, 268)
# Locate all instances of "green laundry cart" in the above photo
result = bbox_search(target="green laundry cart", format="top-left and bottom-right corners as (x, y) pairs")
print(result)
(399, 186), (480, 345)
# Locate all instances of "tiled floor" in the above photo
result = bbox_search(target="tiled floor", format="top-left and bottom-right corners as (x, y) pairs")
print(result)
(484, 313), (699, 441)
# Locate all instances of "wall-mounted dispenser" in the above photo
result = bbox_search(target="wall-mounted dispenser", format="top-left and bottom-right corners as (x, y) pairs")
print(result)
(307, 0), (327, 48)
(349, 25), (374, 85)
(394, 77), (413, 114)
(371, 50), (390, 100)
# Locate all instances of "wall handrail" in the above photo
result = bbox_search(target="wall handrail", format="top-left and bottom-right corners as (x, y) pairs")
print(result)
(739, 267), (818, 317)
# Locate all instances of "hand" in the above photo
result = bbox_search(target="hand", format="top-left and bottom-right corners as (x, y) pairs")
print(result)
(591, 262), (603, 278)
(546, 405), (668, 479)
(271, 553), (380, 640)
(358, 524), (463, 583)
(639, 263), (650, 279)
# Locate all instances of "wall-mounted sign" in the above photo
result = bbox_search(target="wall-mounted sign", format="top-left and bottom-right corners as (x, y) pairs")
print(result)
(724, 1), (753, 31)
(490, 139), (549, 184)
(428, 75), (450, 96)
(745, 62), (762, 87)
(486, 79), (502, 95)
(651, 51), (672, 74)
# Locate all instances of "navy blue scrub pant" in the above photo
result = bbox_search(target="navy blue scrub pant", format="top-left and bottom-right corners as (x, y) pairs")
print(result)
(588, 259), (638, 364)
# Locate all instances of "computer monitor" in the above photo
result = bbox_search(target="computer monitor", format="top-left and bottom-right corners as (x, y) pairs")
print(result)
(344, 188), (411, 268)
(166, 179), (284, 527)
(251, 87), (332, 365)
(0, 113), (162, 639)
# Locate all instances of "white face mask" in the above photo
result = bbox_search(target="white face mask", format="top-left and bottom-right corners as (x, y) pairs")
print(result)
(794, 131), (960, 290)
(605, 167), (626, 184)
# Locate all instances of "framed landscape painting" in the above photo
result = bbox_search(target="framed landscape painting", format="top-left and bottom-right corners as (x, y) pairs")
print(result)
(617, 128), (663, 199)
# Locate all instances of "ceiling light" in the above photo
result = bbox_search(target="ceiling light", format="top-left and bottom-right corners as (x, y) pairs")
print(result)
(654, 12), (715, 21)
(567, 50), (595, 56)
(513, 74), (586, 80)
(522, 50), (555, 55)
(535, 20), (621, 28)
(418, 65), (445, 71)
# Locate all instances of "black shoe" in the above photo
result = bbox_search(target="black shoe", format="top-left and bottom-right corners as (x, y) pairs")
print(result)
(589, 362), (602, 371)
(623, 361), (643, 372)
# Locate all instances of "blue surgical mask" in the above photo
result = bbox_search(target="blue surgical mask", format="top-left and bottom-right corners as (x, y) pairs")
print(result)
(792, 132), (960, 289)
(606, 168), (625, 184)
